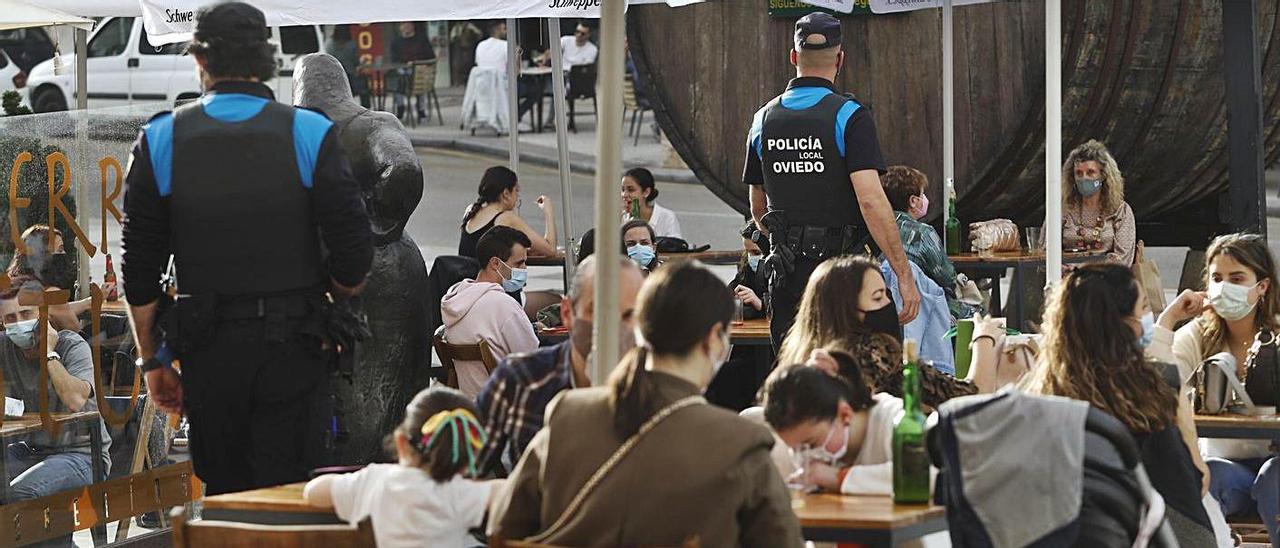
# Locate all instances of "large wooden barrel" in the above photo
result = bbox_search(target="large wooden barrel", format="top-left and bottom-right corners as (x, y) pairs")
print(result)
(629, 0), (1280, 244)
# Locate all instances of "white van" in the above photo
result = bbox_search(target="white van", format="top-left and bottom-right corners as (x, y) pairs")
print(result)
(24, 17), (322, 112)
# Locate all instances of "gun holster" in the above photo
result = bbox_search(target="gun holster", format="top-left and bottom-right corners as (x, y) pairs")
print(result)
(162, 294), (218, 355)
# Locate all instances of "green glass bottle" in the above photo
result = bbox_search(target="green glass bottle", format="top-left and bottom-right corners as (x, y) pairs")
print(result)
(630, 196), (642, 220)
(893, 339), (930, 504)
(945, 181), (961, 255)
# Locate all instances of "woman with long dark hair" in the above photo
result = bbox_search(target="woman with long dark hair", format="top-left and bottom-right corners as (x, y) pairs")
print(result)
(488, 261), (801, 546)
(620, 167), (682, 239)
(1021, 263), (1215, 547)
(458, 166), (557, 258)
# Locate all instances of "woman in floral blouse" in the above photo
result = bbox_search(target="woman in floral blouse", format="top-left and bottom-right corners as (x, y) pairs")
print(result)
(1061, 140), (1136, 266)
(882, 165), (979, 319)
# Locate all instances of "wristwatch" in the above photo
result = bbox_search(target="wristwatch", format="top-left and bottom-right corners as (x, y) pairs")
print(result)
(45, 351), (60, 363)
(136, 356), (167, 373)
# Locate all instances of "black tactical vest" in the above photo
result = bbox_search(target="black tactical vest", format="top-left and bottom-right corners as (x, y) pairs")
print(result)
(760, 93), (862, 229)
(170, 101), (325, 296)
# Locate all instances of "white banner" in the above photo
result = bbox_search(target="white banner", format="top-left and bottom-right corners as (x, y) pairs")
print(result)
(138, 0), (701, 45)
(798, 0), (857, 13)
(870, 0), (994, 14)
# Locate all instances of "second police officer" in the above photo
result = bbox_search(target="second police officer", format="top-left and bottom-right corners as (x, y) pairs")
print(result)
(743, 12), (921, 348)
(121, 2), (374, 495)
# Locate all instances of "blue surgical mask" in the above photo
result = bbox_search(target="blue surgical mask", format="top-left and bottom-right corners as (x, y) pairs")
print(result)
(5, 319), (38, 350)
(1137, 312), (1155, 349)
(747, 254), (762, 272)
(627, 244), (656, 268)
(1075, 178), (1103, 197)
(499, 260), (527, 293)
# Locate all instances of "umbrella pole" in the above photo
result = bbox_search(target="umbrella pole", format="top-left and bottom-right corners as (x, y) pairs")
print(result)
(506, 18), (519, 171)
(941, 0), (953, 237)
(1046, 0), (1063, 289)
(591, 0), (625, 384)
(548, 18), (577, 286)
(75, 28), (90, 294)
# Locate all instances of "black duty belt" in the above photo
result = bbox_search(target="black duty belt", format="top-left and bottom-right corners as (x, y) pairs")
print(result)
(216, 294), (313, 320)
(785, 224), (869, 260)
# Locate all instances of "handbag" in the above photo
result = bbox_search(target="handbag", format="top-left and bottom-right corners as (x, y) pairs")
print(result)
(1131, 241), (1167, 314)
(995, 335), (1039, 389)
(1192, 351), (1257, 415)
(1244, 330), (1280, 407)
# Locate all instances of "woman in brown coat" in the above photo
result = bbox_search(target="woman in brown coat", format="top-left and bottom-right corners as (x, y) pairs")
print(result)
(488, 261), (803, 548)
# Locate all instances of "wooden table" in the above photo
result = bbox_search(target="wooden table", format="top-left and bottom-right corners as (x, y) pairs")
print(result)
(950, 250), (1104, 330)
(0, 411), (107, 539)
(539, 318), (771, 347)
(98, 299), (127, 315)
(794, 493), (947, 546)
(203, 482), (343, 526)
(527, 249), (746, 268)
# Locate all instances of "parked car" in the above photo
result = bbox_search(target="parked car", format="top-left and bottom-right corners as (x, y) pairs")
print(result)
(24, 17), (322, 113)
(0, 28), (55, 74)
(1, 49), (23, 101)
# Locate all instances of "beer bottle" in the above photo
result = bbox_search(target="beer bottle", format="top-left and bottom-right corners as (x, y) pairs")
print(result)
(103, 254), (119, 301)
(630, 196), (642, 220)
(893, 338), (930, 504)
(945, 180), (961, 255)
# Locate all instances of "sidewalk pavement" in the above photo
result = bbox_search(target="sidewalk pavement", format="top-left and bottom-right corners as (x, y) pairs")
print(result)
(401, 85), (699, 184)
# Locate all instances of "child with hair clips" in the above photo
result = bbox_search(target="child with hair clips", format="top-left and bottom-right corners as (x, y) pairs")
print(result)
(304, 386), (504, 548)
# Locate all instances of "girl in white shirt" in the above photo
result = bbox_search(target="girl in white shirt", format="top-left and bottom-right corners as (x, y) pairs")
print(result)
(621, 167), (683, 239)
(304, 387), (504, 548)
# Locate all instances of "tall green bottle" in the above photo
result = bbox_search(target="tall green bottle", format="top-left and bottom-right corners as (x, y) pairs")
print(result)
(893, 339), (930, 504)
(945, 180), (961, 255)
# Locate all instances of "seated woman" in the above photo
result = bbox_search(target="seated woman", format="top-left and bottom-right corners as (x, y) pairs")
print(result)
(459, 166), (557, 258)
(7, 225), (97, 332)
(488, 261), (801, 546)
(1061, 140), (1136, 265)
(1019, 263), (1216, 547)
(777, 255), (980, 408)
(1147, 232), (1277, 545)
(732, 220), (768, 320)
(881, 165), (979, 320)
(705, 221), (772, 411)
(621, 219), (659, 272)
(620, 167), (682, 239)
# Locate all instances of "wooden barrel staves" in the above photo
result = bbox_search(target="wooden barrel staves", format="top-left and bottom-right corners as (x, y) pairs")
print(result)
(629, 0), (1280, 245)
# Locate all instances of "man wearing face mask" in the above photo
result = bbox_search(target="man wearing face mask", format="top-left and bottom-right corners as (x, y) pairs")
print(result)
(441, 226), (538, 399)
(622, 220), (659, 273)
(6, 226), (97, 333)
(476, 255), (644, 476)
(0, 285), (111, 506)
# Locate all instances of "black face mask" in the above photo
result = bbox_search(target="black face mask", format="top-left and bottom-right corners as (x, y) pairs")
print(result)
(35, 253), (76, 292)
(861, 302), (902, 342)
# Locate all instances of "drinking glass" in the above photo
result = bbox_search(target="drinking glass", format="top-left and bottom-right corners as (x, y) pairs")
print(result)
(1024, 227), (1044, 252)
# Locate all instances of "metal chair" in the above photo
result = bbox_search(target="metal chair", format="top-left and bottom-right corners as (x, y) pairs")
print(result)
(170, 507), (376, 548)
(407, 60), (444, 127)
(623, 75), (651, 146)
(566, 64), (598, 133)
(432, 327), (500, 390)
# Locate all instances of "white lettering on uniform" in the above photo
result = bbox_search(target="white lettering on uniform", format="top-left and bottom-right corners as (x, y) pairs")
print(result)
(766, 136), (823, 151)
(772, 161), (826, 174)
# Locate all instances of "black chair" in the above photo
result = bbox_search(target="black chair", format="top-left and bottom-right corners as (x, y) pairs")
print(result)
(566, 64), (598, 133)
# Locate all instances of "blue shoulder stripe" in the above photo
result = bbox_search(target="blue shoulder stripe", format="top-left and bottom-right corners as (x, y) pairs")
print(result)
(749, 106), (766, 159)
(780, 86), (833, 110)
(142, 113), (174, 197)
(834, 100), (862, 158)
(201, 93), (269, 122)
(292, 108), (333, 189)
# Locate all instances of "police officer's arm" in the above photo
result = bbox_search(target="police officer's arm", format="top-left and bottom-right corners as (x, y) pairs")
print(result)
(843, 110), (920, 323)
(749, 187), (769, 235)
(742, 119), (769, 233)
(121, 132), (171, 361)
(311, 127), (374, 297)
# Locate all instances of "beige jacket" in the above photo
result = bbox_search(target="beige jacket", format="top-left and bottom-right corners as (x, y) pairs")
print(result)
(488, 372), (803, 548)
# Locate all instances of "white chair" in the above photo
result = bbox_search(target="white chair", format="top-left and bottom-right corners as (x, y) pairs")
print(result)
(460, 66), (510, 135)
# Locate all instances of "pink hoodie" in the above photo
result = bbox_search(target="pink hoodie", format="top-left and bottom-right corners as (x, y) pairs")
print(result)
(441, 279), (539, 399)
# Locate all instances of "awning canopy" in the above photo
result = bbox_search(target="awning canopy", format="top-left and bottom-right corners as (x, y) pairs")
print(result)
(0, 0), (94, 31)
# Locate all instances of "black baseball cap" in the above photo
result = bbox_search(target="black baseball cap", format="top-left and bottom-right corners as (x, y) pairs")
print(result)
(795, 12), (841, 50)
(194, 2), (269, 44)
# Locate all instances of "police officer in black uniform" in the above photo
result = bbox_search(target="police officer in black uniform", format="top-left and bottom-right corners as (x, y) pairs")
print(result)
(743, 12), (920, 349)
(121, 2), (373, 495)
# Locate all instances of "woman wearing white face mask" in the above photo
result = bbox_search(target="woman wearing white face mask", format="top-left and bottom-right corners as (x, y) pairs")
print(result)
(881, 165), (978, 320)
(1061, 140), (1136, 265)
(489, 261), (802, 546)
(1147, 232), (1280, 546)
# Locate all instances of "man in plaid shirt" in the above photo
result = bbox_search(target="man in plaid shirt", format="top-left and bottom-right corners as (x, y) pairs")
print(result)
(477, 255), (645, 475)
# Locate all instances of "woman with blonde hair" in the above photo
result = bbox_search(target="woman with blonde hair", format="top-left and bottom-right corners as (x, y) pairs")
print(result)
(1061, 140), (1136, 265)
(1020, 263), (1215, 547)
